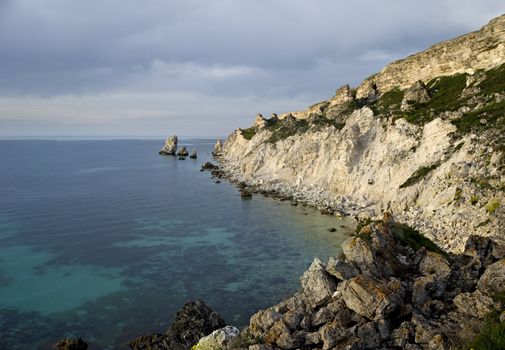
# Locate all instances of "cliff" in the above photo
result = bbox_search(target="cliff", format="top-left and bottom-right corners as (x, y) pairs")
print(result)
(216, 15), (505, 253)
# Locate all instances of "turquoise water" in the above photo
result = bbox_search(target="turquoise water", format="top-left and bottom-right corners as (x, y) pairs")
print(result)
(0, 140), (354, 349)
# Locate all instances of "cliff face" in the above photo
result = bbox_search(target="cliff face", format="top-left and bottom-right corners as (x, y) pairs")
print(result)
(217, 15), (505, 252)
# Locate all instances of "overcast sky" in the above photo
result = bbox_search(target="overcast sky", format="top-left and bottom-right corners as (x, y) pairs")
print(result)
(0, 1), (504, 138)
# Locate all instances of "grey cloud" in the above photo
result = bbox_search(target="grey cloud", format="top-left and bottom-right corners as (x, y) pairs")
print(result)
(0, 0), (504, 136)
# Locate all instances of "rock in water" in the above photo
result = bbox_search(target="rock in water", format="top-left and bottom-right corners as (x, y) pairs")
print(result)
(128, 300), (225, 350)
(54, 338), (88, 350)
(177, 146), (189, 157)
(189, 149), (197, 159)
(213, 139), (223, 156)
(159, 135), (178, 155)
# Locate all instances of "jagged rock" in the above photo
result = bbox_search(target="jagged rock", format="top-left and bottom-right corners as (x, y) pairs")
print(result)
(177, 146), (189, 157)
(300, 258), (337, 308)
(240, 188), (253, 198)
(319, 320), (352, 350)
(391, 322), (414, 347)
(464, 235), (504, 266)
(477, 259), (505, 294)
(249, 309), (283, 337)
(401, 80), (430, 111)
(341, 237), (375, 274)
(213, 139), (223, 156)
(129, 300), (225, 350)
(311, 307), (334, 327)
(264, 320), (300, 349)
(189, 149), (197, 159)
(54, 338), (88, 350)
(453, 290), (498, 318)
(254, 114), (267, 128)
(341, 275), (402, 320)
(419, 252), (451, 278)
(193, 326), (239, 350)
(326, 256), (359, 280)
(201, 162), (218, 170)
(357, 322), (381, 349)
(159, 135), (178, 155)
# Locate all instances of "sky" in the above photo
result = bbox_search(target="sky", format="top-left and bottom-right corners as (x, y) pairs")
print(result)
(0, 1), (504, 139)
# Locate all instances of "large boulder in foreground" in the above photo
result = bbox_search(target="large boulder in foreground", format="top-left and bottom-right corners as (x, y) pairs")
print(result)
(300, 258), (337, 308)
(159, 135), (178, 155)
(129, 300), (225, 350)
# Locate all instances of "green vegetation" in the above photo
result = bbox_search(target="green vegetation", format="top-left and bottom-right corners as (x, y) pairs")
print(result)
(390, 222), (446, 255)
(465, 291), (505, 350)
(266, 118), (309, 143)
(476, 219), (491, 228)
(402, 73), (468, 124)
(454, 187), (463, 202)
(470, 195), (479, 205)
(241, 127), (257, 140)
(486, 198), (501, 214)
(399, 163), (441, 189)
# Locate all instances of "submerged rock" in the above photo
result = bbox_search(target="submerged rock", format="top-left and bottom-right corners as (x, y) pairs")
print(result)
(159, 135), (178, 155)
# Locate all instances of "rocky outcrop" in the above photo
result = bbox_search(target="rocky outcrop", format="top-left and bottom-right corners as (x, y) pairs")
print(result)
(54, 338), (88, 350)
(192, 326), (240, 349)
(355, 14), (505, 98)
(190, 149), (198, 159)
(213, 139), (223, 156)
(128, 300), (225, 350)
(216, 15), (505, 252)
(177, 146), (189, 157)
(159, 135), (178, 155)
(240, 217), (505, 350)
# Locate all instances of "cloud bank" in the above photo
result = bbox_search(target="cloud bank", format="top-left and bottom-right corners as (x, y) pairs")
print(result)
(0, 0), (504, 137)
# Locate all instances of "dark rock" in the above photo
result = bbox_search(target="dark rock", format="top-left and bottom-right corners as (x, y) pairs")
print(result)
(178, 156), (186, 160)
(477, 259), (505, 294)
(240, 188), (253, 198)
(328, 227), (337, 232)
(129, 300), (225, 350)
(189, 149), (197, 159)
(177, 146), (189, 157)
(201, 162), (218, 170)
(54, 338), (88, 350)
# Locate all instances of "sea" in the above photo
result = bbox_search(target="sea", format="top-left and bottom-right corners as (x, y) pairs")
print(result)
(0, 139), (354, 349)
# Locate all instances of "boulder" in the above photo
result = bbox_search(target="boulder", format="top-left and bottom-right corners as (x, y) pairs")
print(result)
(326, 256), (359, 280)
(300, 258), (337, 308)
(453, 290), (498, 318)
(477, 259), (505, 294)
(341, 275), (402, 320)
(341, 237), (375, 274)
(177, 146), (189, 157)
(249, 309), (283, 336)
(189, 149), (197, 159)
(193, 326), (239, 350)
(159, 135), (178, 155)
(54, 338), (88, 350)
(419, 252), (451, 278)
(401, 80), (430, 111)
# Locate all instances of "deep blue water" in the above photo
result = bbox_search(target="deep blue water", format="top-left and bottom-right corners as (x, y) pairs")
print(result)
(0, 140), (353, 349)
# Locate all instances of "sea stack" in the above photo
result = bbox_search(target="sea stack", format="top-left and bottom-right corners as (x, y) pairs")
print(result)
(159, 135), (178, 155)
(177, 146), (189, 157)
(190, 149), (197, 159)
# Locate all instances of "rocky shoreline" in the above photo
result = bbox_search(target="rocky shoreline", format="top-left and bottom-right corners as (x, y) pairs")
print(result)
(124, 214), (505, 350)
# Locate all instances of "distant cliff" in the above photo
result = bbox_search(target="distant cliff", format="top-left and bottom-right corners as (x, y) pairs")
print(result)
(216, 14), (505, 252)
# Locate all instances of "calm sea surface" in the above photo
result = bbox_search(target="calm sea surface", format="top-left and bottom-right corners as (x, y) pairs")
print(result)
(0, 139), (353, 349)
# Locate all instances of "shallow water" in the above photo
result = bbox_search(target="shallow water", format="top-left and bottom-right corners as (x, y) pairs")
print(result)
(0, 140), (354, 349)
